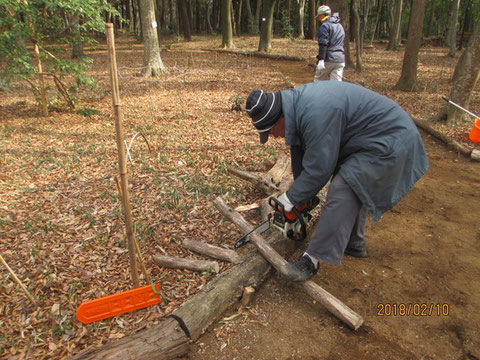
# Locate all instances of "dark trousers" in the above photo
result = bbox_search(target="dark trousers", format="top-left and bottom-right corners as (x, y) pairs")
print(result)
(306, 175), (367, 265)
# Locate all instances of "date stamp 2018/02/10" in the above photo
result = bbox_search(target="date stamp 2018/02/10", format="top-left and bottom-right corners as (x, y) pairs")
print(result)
(377, 303), (450, 317)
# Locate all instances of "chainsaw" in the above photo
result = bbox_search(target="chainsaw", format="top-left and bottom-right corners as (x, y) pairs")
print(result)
(235, 195), (320, 248)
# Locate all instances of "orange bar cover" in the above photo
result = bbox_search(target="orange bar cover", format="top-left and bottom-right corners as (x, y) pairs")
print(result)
(76, 284), (162, 324)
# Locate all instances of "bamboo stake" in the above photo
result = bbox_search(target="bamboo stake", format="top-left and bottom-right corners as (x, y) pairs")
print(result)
(106, 23), (139, 287)
(0, 254), (37, 306)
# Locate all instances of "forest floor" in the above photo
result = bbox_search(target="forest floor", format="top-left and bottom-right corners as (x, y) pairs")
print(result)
(0, 34), (479, 360)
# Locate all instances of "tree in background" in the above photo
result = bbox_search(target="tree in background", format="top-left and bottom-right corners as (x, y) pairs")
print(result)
(0, 0), (116, 115)
(394, 0), (427, 91)
(258, 0), (278, 51)
(139, 0), (166, 76)
(433, 19), (480, 125)
(446, 0), (461, 57)
(297, 0), (307, 38)
(387, 0), (403, 50)
(221, 0), (234, 48)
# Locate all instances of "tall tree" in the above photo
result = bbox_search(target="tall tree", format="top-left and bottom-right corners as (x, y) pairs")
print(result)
(446, 0), (461, 57)
(307, 0), (316, 39)
(297, 0), (306, 38)
(434, 19), (480, 125)
(139, 0), (166, 76)
(258, 0), (278, 51)
(387, 0), (402, 50)
(352, 0), (362, 71)
(179, 0), (192, 40)
(244, 0), (255, 33)
(221, 0), (234, 48)
(394, 0), (427, 91)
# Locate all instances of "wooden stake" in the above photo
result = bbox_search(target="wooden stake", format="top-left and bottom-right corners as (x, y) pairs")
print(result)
(106, 23), (139, 287)
(213, 196), (364, 330)
(0, 254), (37, 306)
(241, 286), (255, 306)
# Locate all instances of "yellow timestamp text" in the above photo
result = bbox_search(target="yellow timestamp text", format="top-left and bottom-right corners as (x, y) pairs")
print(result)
(377, 303), (450, 317)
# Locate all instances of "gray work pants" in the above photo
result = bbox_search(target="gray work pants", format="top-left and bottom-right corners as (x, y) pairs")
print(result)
(314, 62), (345, 82)
(306, 175), (367, 265)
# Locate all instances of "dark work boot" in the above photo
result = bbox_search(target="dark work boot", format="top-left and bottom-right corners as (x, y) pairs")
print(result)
(344, 245), (368, 258)
(281, 254), (319, 282)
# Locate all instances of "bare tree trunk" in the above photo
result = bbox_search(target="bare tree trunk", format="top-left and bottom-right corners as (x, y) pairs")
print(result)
(394, 0), (426, 91)
(360, 0), (371, 53)
(179, 0), (192, 40)
(369, 0), (385, 45)
(387, 0), (402, 50)
(237, 0), (243, 34)
(297, 0), (306, 38)
(71, 14), (84, 58)
(446, 19), (480, 125)
(254, 0), (261, 33)
(426, 0), (435, 37)
(307, 0), (316, 40)
(136, 0), (143, 40)
(139, 0), (166, 76)
(221, 0), (234, 48)
(206, 0), (214, 33)
(446, 0), (460, 57)
(258, 0), (277, 51)
(245, 0), (255, 33)
(352, 0), (362, 71)
(231, 0), (237, 36)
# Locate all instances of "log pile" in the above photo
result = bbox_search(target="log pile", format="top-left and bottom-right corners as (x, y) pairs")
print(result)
(70, 154), (364, 360)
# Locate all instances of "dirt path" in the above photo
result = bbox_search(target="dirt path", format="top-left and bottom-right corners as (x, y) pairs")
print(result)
(189, 61), (480, 360)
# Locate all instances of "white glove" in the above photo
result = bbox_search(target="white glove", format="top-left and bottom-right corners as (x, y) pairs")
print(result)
(316, 60), (325, 71)
(277, 193), (294, 212)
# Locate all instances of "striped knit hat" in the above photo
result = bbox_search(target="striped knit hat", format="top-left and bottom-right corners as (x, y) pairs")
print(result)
(245, 89), (283, 144)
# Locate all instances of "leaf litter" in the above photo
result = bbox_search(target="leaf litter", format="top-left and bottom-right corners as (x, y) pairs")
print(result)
(0, 34), (478, 359)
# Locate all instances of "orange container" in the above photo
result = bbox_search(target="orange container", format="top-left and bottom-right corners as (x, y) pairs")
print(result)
(76, 284), (162, 324)
(469, 118), (480, 143)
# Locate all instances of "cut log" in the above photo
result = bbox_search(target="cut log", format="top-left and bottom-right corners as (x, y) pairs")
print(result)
(228, 153), (293, 194)
(241, 286), (255, 306)
(412, 117), (473, 156)
(153, 255), (219, 273)
(182, 239), (241, 264)
(213, 196), (364, 330)
(70, 317), (190, 360)
(471, 149), (480, 161)
(70, 229), (297, 360)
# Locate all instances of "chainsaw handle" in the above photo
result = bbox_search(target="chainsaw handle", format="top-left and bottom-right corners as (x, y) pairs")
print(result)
(269, 197), (297, 222)
(290, 206), (307, 241)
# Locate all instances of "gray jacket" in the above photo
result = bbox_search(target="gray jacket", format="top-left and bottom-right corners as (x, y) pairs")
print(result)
(317, 15), (345, 63)
(281, 81), (429, 222)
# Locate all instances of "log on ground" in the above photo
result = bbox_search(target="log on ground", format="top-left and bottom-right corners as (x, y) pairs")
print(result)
(70, 317), (190, 360)
(182, 239), (241, 264)
(153, 254), (220, 273)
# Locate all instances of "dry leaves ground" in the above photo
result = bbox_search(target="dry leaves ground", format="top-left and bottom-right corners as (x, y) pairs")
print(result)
(0, 34), (478, 360)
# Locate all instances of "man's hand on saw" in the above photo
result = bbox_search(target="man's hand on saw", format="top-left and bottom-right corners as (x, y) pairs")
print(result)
(277, 193), (294, 212)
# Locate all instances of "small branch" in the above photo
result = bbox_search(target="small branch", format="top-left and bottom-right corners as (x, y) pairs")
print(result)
(153, 255), (220, 273)
(182, 239), (241, 264)
(0, 254), (37, 306)
(234, 203), (260, 212)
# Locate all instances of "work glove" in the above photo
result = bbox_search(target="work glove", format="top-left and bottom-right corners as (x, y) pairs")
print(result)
(277, 192), (294, 212)
(316, 60), (325, 71)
